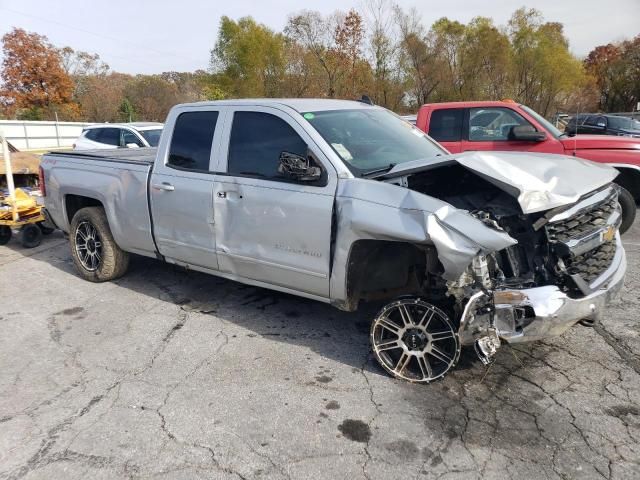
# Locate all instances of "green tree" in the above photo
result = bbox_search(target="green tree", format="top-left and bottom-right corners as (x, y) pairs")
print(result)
(119, 98), (136, 122)
(459, 17), (512, 100)
(508, 8), (587, 115)
(212, 16), (286, 97)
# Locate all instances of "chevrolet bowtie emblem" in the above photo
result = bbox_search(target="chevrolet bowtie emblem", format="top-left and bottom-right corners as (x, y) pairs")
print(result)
(602, 225), (616, 243)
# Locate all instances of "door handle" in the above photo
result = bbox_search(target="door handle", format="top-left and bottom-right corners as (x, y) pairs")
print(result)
(216, 191), (227, 198)
(152, 182), (175, 192)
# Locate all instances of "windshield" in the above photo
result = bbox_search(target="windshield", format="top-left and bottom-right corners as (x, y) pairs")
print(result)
(139, 128), (163, 147)
(302, 109), (446, 176)
(520, 105), (564, 138)
(608, 116), (640, 131)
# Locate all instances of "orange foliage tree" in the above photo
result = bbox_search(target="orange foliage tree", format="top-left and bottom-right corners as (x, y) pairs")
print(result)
(0, 28), (77, 119)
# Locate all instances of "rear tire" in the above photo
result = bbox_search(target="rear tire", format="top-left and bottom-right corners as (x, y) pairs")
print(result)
(69, 207), (129, 282)
(618, 186), (636, 235)
(0, 226), (12, 245)
(21, 224), (42, 248)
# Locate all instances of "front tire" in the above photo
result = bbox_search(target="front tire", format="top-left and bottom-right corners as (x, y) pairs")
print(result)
(69, 207), (129, 282)
(370, 298), (460, 383)
(618, 186), (636, 234)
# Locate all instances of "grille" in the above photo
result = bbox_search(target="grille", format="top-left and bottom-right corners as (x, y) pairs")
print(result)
(565, 240), (616, 283)
(546, 191), (618, 243)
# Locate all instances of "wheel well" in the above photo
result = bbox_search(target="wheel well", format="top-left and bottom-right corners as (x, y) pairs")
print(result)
(65, 195), (103, 224)
(615, 168), (640, 201)
(344, 240), (443, 311)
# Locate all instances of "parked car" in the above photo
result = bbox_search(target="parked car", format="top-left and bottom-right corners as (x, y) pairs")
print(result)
(415, 101), (640, 233)
(73, 123), (163, 150)
(565, 114), (640, 138)
(40, 99), (625, 384)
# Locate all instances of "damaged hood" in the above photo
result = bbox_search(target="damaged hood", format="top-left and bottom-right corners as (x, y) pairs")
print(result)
(383, 151), (618, 214)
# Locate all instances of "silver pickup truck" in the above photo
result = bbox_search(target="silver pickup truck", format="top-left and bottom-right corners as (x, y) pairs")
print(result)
(41, 99), (626, 383)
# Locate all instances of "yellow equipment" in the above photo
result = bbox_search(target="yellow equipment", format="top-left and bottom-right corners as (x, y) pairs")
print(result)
(0, 132), (48, 248)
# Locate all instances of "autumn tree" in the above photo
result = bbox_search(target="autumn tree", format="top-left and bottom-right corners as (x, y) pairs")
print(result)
(0, 28), (77, 119)
(286, 10), (346, 97)
(124, 75), (183, 122)
(586, 36), (640, 112)
(60, 47), (109, 77)
(334, 9), (365, 98)
(396, 7), (440, 106)
(76, 72), (132, 122)
(364, 0), (404, 109)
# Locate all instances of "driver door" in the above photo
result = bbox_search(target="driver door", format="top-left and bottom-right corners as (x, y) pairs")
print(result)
(213, 107), (336, 298)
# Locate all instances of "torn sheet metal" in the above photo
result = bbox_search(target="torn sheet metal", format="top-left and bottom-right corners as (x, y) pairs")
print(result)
(382, 150), (619, 214)
(329, 179), (517, 308)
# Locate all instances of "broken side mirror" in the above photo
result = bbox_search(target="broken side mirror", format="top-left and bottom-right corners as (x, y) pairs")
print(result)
(509, 125), (547, 142)
(278, 150), (322, 182)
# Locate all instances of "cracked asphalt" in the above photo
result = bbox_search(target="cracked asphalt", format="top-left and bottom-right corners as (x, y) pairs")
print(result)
(1, 219), (639, 480)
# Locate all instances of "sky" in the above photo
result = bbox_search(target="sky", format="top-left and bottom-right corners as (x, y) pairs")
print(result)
(1, 0), (638, 75)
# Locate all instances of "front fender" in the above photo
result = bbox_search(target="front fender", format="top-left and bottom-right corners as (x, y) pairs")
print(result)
(329, 179), (516, 309)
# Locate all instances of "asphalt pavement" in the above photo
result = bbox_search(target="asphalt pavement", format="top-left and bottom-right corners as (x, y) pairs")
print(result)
(1, 220), (639, 479)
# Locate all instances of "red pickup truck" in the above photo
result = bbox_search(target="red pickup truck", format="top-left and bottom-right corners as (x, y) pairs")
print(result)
(416, 101), (640, 232)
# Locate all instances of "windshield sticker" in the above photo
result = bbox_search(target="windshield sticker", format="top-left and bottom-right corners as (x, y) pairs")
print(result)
(303, 112), (315, 120)
(331, 143), (353, 160)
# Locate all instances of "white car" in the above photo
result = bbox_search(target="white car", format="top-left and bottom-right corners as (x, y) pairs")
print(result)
(73, 123), (163, 150)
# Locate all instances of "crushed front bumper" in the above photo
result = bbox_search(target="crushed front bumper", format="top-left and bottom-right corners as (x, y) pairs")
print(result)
(459, 234), (626, 345)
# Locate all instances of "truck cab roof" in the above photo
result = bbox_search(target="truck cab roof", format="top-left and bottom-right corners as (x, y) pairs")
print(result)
(174, 98), (376, 113)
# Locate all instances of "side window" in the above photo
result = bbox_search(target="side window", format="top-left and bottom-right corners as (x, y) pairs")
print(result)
(84, 129), (100, 141)
(428, 109), (463, 142)
(227, 112), (307, 180)
(468, 108), (531, 141)
(584, 116), (598, 126)
(96, 128), (120, 146)
(122, 129), (143, 147)
(168, 111), (219, 171)
(584, 115), (606, 127)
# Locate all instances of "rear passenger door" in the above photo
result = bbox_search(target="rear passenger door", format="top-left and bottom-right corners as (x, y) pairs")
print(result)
(213, 107), (336, 298)
(149, 107), (225, 270)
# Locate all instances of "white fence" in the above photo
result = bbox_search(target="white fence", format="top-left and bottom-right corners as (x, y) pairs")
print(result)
(0, 120), (94, 151)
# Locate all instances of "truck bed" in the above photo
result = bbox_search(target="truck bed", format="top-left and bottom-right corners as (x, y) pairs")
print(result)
(42, 147), (157, 257)
(50, 147), (157, 165)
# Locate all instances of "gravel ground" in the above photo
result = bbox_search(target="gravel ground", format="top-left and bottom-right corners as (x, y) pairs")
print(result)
(0, 219), (639, 480)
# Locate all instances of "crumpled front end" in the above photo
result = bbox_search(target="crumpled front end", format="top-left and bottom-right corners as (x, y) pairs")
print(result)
(335, 168), (627, 382)
(453, 185), (626, 362)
